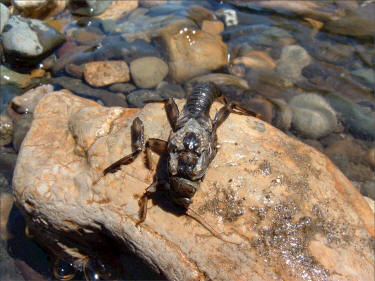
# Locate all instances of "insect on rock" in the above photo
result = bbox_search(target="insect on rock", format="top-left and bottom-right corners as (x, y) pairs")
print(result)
(94, 82), (258, 243)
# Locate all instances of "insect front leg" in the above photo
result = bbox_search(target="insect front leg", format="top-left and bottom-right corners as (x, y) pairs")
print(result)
(164, 98), (179, 132)
(103, 117), (145, 175)
(137, 177), (170, 225)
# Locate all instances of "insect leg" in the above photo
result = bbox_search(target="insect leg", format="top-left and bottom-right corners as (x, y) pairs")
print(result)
(93, 118), (145, 185)
(136, 180), (158, 226)
(164, 98), (179, 132)
(103, 117), (144, 175)
(145, 138), (168, 170)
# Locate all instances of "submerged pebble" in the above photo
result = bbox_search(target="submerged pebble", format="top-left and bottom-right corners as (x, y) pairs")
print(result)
(126, 89), (161, 108)
(289, 93), (337, 139)
(0, 65), (31, 88)
(360, 180), (375, 200)
(108, 83), (136, 94)
(53, 76), (128, 107)
(276, 45), (311, 82)
(130, 56), (168, 89)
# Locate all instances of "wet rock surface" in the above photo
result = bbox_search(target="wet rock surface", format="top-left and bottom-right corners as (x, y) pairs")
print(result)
(13, 91), (374, 281)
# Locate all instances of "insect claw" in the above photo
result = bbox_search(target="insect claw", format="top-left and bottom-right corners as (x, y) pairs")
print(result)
(92, 175), (103, 186)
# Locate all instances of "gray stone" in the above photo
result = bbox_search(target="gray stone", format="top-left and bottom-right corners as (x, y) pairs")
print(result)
(289, 93), (337, 139)
(130, 56), (169, 89)
(351, 68), (375, 85)
(276, 45), (311, 82)
(108, 83), (136, 94)
(1, 15), (65, 62)
(0, 3), (10, 34)
(126, 89), (161, 107)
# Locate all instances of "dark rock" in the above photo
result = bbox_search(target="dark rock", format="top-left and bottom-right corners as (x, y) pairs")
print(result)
(53, 76), (128, 107)
(301, 139), (324, 152)
(146, 2), (186, 17)
(108, 83), (136, 94)
(52, 37), (160, 74)
(0, 150), (17, 181)
(156, 81), (185, 99)
(324, 92), (375, 141)
(65, 64), (84, 79)
(126, 89), (161, 108)
(329, 153), (374, 183)
(69, 0), (112, 16)
(355, 45), (375, 67)
(351, 68), (375, 86)
(224, 25), (294, 47)
(308, 38), (355, 65)
(360, 180), (375, 200)
(324, 3), (375, 39)
(0, 85), (22, 112)
(73, 30), (104, 45)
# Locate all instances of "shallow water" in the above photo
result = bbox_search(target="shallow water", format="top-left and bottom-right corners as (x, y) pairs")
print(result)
(0, 0), (374, 280)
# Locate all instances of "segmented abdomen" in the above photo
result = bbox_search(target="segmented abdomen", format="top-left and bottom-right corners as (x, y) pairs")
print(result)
(185, 82), (220, 116)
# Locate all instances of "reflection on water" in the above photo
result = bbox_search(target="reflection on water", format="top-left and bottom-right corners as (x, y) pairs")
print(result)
(0, 0), (374, 280)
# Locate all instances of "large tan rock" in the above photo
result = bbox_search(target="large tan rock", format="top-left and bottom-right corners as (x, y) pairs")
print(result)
(13, 90), (374, 280)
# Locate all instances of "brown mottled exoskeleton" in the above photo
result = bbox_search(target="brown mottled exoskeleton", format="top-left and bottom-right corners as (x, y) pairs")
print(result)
(97, 82), (257, 242)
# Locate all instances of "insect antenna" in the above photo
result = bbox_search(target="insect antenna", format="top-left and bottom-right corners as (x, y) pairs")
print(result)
(186, 207), (240, 245)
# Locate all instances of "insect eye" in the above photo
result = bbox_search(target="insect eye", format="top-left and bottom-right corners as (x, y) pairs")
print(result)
(183, 132), (200, 151)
